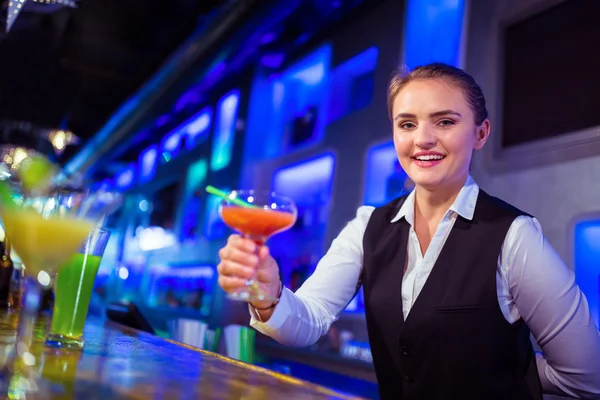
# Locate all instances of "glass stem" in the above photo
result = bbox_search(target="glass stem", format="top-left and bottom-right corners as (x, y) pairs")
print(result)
(243, 234), (265, 288)
(9, 275), (41, 382)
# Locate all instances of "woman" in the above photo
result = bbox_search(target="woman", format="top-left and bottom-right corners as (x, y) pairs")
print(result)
(217, 63), (600, 399)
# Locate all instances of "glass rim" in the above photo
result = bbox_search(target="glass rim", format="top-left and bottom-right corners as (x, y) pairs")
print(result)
(225, 189), (292, 200)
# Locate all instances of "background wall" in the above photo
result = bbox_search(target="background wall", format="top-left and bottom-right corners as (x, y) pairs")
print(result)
(468, 0), (600, 276)
(243, 0), (405, 246)
(466, 1), (599, 398)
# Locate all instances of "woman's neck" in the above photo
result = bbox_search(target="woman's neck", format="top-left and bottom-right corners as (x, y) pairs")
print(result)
(414, 175), (468, 223)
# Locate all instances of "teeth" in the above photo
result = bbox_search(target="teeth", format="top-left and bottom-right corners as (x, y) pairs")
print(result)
(415, 155), (444, 161)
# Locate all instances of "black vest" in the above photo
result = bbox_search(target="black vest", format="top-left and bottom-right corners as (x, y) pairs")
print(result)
(362, 190), (542, 400)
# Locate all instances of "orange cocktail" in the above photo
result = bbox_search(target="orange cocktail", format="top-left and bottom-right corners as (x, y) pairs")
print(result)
(220, 206), (296, 244)
(218, 190), (297, 303)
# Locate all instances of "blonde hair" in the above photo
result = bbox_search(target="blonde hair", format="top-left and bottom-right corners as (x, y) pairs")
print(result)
(387, 63), (489, 125)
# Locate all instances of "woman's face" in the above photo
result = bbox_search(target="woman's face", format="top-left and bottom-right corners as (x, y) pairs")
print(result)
(391, 79), (490, 192)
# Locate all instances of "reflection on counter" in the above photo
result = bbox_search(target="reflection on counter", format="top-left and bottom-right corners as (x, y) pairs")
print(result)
(254, 313), (378, 399)
(0, 315), (361, 399)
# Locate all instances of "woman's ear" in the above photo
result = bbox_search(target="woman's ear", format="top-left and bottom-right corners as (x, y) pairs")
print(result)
(474, 119), (491, 150)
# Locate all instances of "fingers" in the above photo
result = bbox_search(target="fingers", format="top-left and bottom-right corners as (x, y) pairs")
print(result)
(227, 234), (257, 253)
(219, 235), (259, 264)
(258, 245), (270, 261)
(217, 259), (255, 280)
(218, 274), (248, 293)
(217, 235), (274, 293)
(218, 245), (258, 266)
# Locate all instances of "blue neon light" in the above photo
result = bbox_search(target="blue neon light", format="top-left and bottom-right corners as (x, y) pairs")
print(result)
(269, 153), (336, 296)
(180, 159), (207, 241)
(272, 152), (336, 204)
(243, 44), (332, 169)
(403, 0), (466, 69)
(364, 141), (409, 206)
(574, 220), (600, 329)
(203, 187), (230, 239)
(161, 131), (181, 159)
(92, 179), (113, 192)
(184, 107), (212, 149)
(328, 47), (379, 122)
(100, 179), (113, 190)
(211, 90), (240, 171)
(138, 145), (158, 183)
(115, 164), (136, 191)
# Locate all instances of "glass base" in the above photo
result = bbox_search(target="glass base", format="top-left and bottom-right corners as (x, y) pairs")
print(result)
(45, 333), (84, 350)
(227, 281), (277, 303)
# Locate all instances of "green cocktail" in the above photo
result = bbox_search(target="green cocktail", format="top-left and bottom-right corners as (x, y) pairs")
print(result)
(46, 228), (110, 349)
(51, 254), (102, 337)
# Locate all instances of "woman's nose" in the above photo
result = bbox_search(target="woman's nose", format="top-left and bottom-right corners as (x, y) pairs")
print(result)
(414, 125), (437, 149)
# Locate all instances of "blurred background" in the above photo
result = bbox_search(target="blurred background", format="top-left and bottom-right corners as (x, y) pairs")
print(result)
(0, 0), (598, 398)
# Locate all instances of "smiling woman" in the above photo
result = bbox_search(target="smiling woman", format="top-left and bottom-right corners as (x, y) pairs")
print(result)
(388, 64), (490, 193)
(216, 62), (600, 400)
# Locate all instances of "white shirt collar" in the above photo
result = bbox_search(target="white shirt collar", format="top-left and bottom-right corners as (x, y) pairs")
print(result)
(390, 175), (480, 224)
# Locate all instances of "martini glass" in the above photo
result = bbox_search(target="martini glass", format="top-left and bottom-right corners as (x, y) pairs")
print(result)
(218, 190), (297, 303)
(0, 188), (121, 398)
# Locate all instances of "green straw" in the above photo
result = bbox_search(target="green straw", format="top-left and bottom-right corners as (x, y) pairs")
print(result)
(205, 185), (258, 208)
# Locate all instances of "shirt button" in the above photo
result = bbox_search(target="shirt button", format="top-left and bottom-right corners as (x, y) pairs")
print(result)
(400, 346), (410, 356)
(404, 375), (414, 385)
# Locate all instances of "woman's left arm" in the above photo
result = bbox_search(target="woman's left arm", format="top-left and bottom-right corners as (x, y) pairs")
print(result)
(504, 216), (600, 399)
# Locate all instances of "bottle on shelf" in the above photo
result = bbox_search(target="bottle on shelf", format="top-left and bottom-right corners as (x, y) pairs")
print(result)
(0, 239), (15, 309)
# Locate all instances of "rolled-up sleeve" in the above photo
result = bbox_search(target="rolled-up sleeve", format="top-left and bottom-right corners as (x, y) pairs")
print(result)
(249, 206), (374, 347)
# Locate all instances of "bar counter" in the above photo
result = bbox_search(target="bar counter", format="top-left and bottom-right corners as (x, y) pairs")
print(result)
(7, 317), (364, 399)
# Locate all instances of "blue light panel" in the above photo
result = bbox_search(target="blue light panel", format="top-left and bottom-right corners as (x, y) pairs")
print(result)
(184, 107), (212, 149)
(115, 164), (136, 191)
(364, 141), (409, 206)
(138, 145), (158, 183)
(574, 220), (600, 329)
(327, 47), (379, 122)
(203, 187), (230, 239)
(243, 45), (332, 170)
(92, 179), (113, 192)
(269, 153), (336, 292)
(272, 153), (336, 204)
(161, 130), (181, 162)
(403, 0), (466, 69)
(211, 90), (240, 171)
(180, 159), (208, 241)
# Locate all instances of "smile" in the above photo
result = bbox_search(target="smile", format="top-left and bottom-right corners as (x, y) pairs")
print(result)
(411, 153), (446, 168)
(413, 155), (445, 161)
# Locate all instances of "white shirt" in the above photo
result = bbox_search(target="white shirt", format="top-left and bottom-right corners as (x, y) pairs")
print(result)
(250, 177), (600, 399)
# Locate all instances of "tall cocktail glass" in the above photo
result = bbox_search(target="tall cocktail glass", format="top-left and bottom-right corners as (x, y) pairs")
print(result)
(218, 190), (296, 303)
(0, 188), (121, 398)
(46, 228), (111, 350)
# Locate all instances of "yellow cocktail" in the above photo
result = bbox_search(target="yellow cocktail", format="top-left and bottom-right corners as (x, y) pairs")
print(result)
(0, 188), (120, 399)
(0, 208), (94, 277)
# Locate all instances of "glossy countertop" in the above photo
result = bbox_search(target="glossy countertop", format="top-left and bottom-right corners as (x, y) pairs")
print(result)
(0, 313), (364, 399)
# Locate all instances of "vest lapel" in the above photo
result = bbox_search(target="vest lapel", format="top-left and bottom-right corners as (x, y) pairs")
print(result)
(401, 216), (473, 335)
(367, 218), (410, 371)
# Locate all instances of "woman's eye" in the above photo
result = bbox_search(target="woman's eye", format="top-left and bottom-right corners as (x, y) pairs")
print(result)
(399, 122), (416, 130)
(438, 119), (455, 127)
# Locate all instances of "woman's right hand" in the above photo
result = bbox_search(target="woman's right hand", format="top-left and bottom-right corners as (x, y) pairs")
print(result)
(217, 234), (281, 309)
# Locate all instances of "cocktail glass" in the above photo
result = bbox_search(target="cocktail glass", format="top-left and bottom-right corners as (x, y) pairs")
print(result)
(218, 190), (297, 303)
(0, 188), (121, 397)
(45, 228), (111, 350)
